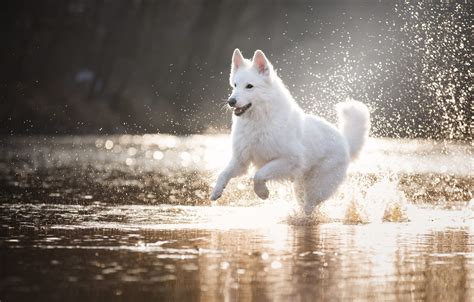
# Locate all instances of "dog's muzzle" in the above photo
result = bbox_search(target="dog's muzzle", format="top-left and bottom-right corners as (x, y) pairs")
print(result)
(233, 103), (252, 116)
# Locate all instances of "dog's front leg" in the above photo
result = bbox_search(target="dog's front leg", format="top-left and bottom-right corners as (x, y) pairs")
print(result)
(254, 158), (298, 200)
(210, 158), (248, 200)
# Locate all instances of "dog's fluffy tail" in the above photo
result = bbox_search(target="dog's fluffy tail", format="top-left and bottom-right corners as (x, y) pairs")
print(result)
(336, 100), (370, 160)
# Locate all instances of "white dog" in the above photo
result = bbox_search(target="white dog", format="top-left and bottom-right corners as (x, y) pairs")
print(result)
(210, 49), (370, 215)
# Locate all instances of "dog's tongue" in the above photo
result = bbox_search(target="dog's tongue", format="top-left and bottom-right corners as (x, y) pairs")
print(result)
(234, 107), (244, 114)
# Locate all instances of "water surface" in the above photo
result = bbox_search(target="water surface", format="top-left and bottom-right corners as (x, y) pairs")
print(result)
(0, 135), (472, 301)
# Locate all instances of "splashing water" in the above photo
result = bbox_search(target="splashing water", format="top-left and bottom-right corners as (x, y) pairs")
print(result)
(1, 134), (471, 225)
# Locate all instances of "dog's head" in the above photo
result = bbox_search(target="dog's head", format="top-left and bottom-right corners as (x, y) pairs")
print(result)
(228, 49), (275, 117)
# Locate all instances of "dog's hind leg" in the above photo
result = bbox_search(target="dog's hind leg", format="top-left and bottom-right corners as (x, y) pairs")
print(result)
(292, 181), (306, 209)
(302, 161), (348, 215)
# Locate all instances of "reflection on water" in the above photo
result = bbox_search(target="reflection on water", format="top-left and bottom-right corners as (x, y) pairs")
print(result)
(0, 134), (472, 301)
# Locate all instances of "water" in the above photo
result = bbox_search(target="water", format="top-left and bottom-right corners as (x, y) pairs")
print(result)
(0, 134), (472, 301)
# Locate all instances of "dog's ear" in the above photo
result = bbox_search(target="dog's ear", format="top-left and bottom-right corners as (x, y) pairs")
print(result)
(232, 49), (245, 71)
(252, 50), (272, 76)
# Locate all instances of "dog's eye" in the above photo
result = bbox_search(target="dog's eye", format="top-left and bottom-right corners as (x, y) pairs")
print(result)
(246, 84), (254, 89)
(234, 83), (237, 87)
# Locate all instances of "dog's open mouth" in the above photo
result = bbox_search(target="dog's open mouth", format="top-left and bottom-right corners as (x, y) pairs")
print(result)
(233, 103), (252, 116)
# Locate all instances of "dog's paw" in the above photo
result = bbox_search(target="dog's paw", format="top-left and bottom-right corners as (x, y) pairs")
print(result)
(210, 188), (223, 201)
(254, 182), (269, 200)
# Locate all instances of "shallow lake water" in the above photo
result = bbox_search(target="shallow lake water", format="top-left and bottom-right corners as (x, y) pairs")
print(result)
(0, 134), (472, 301)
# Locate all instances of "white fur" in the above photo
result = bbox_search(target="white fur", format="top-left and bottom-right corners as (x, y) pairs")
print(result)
(210, 49), (371, 215)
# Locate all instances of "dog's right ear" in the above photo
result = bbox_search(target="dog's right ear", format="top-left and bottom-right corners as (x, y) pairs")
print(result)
(232, 48), (244, 71)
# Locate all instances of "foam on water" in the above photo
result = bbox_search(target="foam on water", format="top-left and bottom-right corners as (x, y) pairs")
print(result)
(237, 172), (470, 228)
(282, 175), (409, 225)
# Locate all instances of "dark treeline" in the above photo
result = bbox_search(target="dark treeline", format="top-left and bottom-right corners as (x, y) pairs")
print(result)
(1, 0), (471, 139)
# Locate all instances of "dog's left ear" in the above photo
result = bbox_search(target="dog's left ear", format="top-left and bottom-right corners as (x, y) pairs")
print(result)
(252, 50), (272, 76)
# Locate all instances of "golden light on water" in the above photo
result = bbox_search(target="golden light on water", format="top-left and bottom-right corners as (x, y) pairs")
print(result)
(2, 133), (472, 300)
(99, 133), (473, 229)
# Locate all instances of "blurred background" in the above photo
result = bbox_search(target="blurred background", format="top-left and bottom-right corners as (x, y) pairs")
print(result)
(1, 0), (471, 139)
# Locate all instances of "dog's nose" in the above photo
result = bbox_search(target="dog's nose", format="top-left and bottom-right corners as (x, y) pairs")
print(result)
(228, 98), (237, 107)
